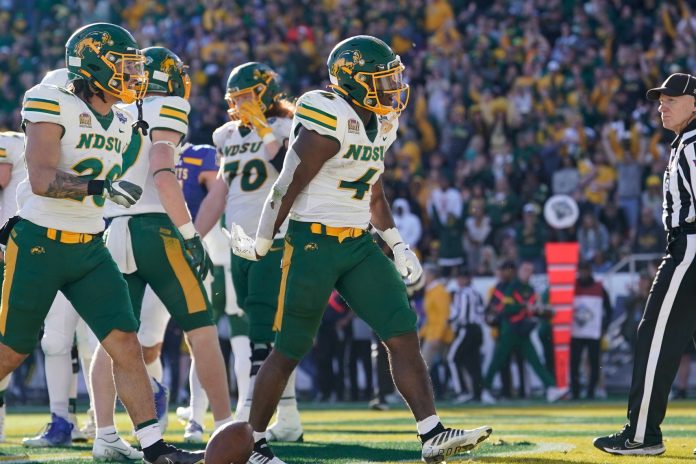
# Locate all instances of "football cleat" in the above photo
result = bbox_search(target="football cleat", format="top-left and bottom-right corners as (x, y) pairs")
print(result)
(421, 425), (493, 464)
(176, 405), (191, 425)
(546, 386), (569, 403)
(0, 404), (5, 442)
(144, 444), (205, 464)
(79, 408), (96, 440)
(480, 389), (497, 405)
(593, 426), (665, 456)
(69, 413), (88, 443)
(183, 420), (204, 443)
(93, 435), (144, 461)
(266, 408), (303, 442)
(23, 413), (73, 447)
(248, 438), (287, 464)
(153, 378), (170, 433)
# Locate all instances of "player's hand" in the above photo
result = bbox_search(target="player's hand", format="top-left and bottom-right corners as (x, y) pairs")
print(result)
(104, 179), (142, 207)
(239, 100), (272, 138)
(183, 234), (214, 279)
(392, 242), (423, 285)
(228, 223), (260, 261)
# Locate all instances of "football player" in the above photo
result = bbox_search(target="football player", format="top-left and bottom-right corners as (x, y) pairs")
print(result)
(230, 36), (493, 464)
(0, 23), (203, 464)
(94, 45), (233, 449)
(195, 62), (303, 441)
(171, 143), (251, 443)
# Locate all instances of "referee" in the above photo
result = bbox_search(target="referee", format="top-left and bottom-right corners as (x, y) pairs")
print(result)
(594, 72), (696, 456)
(446, 266), (485, 403)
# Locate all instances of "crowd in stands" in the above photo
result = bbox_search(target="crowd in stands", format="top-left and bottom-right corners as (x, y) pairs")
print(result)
(0, 0), (690, 276)
(2, 0), (694, 403)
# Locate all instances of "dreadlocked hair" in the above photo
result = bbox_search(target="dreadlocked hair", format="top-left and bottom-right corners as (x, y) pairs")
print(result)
(69, 78), (107, 103)
(266, 98), (296, 119)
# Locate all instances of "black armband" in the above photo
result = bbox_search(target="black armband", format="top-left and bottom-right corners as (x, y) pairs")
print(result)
(152, 167), (176, 178)
(87, 180), (105, 195)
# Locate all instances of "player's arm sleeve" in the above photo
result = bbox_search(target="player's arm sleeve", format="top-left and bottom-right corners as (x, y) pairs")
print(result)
(268, 117), (293, 172)
(201, 146), (219, 173)
(21, 85), (67, 136)
(151, 96), (190, 144)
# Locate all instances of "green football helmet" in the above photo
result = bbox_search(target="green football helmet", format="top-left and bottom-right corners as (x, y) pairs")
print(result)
(142, 47), (191, 99)
(327, 35), (409, 115)
(225, 62), (282, 122)
(65, 23), (147, 104)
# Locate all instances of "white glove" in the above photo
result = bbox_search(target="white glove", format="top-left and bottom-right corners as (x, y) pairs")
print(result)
(376, 226), (423, 285)
(227, 223), (259, 261)
(104, 179), (142, 207)
(393, 242), (423, 285)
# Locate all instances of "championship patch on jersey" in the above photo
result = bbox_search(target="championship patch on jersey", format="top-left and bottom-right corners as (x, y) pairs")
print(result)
(159, 105), (188, 124)
(296, 103), (337, 131)
(0, 148), (6, 158)
(24, 97), (60, 115)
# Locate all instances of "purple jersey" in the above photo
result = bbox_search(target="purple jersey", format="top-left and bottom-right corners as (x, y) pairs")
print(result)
(176, 144), (218, 220)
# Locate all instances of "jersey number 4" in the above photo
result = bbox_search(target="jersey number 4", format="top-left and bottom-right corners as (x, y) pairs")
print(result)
(225, 158), (268, 191)
(338, 168), (378, 200)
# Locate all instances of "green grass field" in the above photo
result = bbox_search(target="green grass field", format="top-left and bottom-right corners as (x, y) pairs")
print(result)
(2, 400), (696, 463)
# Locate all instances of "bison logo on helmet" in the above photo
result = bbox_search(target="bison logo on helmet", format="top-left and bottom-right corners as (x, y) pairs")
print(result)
(252, 67), (276, 84)
(74, 32), (112, 58)
(331, 50), (364, 77)
(160, 55), (179, 74)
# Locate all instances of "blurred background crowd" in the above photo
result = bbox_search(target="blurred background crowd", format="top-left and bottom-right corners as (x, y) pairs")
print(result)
(2, 0), (694, 405)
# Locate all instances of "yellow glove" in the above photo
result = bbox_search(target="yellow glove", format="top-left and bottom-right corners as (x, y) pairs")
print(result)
(239, 100), (272, 138)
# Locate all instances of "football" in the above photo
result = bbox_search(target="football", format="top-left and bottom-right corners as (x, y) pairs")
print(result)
(205, 421), (254, 464)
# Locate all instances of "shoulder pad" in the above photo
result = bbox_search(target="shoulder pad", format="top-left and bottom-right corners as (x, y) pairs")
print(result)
(145, 96), (190, 137)
(294, 90), (345, 141)
(22, 84), (72, 125)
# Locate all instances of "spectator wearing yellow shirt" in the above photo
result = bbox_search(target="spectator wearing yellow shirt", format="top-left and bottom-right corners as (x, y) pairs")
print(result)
(578, 150), (617, 208)
(421, 265), (454, 398)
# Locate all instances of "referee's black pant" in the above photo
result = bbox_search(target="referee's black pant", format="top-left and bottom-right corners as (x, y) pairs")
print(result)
(447, 324), (483, 399)
(627, 232), (696, 444)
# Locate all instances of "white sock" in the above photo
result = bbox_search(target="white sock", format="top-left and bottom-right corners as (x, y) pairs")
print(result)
(79, 355), (94, 410)
(214, 416), (233, 431)
(97, 425), (117, 440)
(189, 360), (208, 425)
(145, 358), (163, 383)
(0, 374), (10, 391)
(253, 430), (266, 443)
(45, 353), (72, 419)
(416, 415), (442, 436)
(135, 422), (162, 449)
(231, 336), (251, 413)
(277, 369), (298, 414)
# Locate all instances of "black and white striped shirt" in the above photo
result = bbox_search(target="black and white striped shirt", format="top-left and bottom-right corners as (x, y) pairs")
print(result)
(663, 119), (696, 230)
(449, 285), (485, 328)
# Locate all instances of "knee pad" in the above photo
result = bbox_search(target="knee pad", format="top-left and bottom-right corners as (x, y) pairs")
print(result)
(41, 331), (73, 357)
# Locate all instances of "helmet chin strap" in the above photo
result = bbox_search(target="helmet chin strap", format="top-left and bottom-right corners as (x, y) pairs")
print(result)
(133, 98), (149, 135)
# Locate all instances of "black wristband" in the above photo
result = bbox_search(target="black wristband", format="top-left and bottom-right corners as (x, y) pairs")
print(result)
(87, 180), (105, 195)
(152, 167), (176, 178)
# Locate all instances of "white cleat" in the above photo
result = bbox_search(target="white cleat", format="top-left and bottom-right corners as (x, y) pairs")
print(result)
(183, 420), (204, 444)
(79, 409), (96, 440)
(266, 409), (303, 442)
(481, 389), (497, 405)
(69, 414), (88, 443)
(0, 404), (5, 442)
(421, 426), (493, 464)
(92, 436), (144, 462)
(176, 405), (191, 425)
(546, 386), (569, 403)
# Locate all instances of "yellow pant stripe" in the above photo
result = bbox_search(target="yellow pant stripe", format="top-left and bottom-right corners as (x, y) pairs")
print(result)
(0, 237), (18, 335)
(161, 235), (207, 313)
(273, 242), (294, 332)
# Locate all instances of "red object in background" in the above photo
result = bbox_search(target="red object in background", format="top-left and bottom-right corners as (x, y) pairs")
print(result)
(545, 243), (579, 389)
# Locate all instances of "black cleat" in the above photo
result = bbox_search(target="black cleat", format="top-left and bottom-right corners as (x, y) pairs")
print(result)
(144, 445), (205, 464)
(593, 426), (665, 456)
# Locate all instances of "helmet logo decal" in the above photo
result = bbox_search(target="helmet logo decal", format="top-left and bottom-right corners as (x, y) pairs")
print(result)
(160, 55), (178, 73)
(330, 50), (364, 77)
(74, 32), (111, 58)
(252, 68), (276, 84)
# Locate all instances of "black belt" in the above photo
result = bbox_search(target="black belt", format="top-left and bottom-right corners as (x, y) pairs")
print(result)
(668, 224), (696, 236)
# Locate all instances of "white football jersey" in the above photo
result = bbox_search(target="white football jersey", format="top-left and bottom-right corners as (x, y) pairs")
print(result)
(105, 95), (190, 217)
(287, 90), (398, 228)
(213, 117), (291, 237)
(18, 84), (134, 233)
(0, 132), (26, 224)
